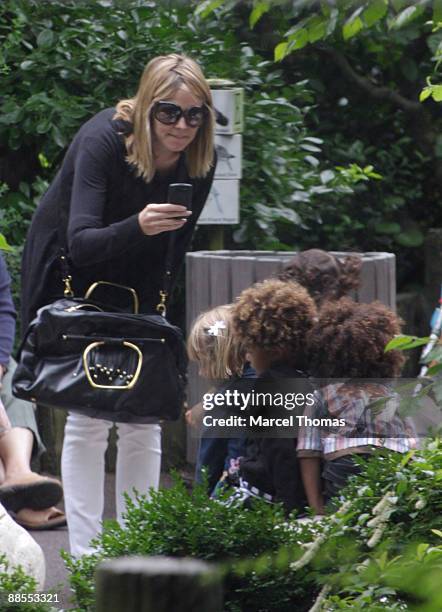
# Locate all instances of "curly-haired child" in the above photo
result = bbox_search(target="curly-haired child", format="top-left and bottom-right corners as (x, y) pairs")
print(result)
(187, 304), (255, 494)
(297, 298), (417, 514)
(278, 248), (362, 307)
(229, 278), (319, 514)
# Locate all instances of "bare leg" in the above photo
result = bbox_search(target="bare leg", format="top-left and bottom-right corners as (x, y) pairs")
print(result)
(0, 427), (34, 486)
(0, 427), (63, 515)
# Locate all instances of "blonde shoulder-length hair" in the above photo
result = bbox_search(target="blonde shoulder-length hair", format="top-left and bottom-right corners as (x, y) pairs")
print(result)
(114, 53), (215, 182)
(187, 304), (246, 380)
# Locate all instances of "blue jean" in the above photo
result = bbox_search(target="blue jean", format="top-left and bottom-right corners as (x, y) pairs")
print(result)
(195, 436), (246, 494)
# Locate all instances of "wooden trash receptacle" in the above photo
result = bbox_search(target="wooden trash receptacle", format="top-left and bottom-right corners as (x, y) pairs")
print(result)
(185, 250), (396, 462)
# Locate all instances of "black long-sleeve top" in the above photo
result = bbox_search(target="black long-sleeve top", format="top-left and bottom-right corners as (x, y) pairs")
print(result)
(21, 108), (216, 330)
(0, 253), (16, 368)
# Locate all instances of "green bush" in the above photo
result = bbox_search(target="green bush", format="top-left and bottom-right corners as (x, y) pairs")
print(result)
(63, 476), (316, 612)
(64, 443), (442, 612)
(0, 554), (55, 612)
(315, 443), (442, 611)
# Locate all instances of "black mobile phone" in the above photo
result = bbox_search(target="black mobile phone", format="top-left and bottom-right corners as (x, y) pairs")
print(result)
(168, 183), (193, 210)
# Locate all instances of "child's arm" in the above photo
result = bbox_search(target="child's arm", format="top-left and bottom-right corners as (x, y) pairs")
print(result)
(185, 401), (204, 428)
(299, 456), (325, 515)
(297, 394), (325, 514)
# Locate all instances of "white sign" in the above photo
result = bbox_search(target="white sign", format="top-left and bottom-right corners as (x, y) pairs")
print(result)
(211, 88), (244, 134)
(198, 180), (239, 225)
(214, 134), (242, 180)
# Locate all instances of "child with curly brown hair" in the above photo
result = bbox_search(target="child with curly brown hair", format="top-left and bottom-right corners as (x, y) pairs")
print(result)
(278, 249), (362, 307)
(297, 298), (417, 514)
(228, 278), (319, 514)
(187, 304), (255, 494)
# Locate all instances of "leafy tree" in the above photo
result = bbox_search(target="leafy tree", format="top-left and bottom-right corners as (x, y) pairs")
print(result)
(0, 0), (356, 253)
(197, 0), (442, 283)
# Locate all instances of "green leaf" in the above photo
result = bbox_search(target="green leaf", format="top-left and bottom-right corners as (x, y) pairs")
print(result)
(20, 60), (34, 71)
(304, 155), (319, 167)
(0, 234), (13, 251)
(274, 42), (288, 62)
(431, 529), (442, 538)
(18, 182), (30, 198)
(52, 125), (66, 149)
(303, 137), (323, 144)
(249, 2), (270, 29)
(374, 221), (401, 235)
(343, 8), (364, 40)
(195, 0), (225, 19)
(287, 28), (309, 51)
(326, 8), (339, 35)
(320, 170), (335, 184)
(385, 335), (430, 351)
(306, 16), (327, 43)
(420, 87), (433, 102)
(390, 5), (423, 30)
(37, 29), (54, 47)
(395, 228), (424, 247)
(430, 84), (442, 102)
(363, 0), (388, 28)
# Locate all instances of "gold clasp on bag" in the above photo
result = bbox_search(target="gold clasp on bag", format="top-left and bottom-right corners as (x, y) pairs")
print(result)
(156, 290), (168, 317)
(82, 341), (143, 390)
(63, 275), (74, 298)
(85, 281), (139, 314)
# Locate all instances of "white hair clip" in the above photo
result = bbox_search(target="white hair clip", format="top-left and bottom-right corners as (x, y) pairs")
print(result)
(206, 320), (227, 337)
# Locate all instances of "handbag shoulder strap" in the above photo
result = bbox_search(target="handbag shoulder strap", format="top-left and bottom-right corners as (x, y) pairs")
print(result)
(155, 153), (189, 317)
(155, 233), (176, 317)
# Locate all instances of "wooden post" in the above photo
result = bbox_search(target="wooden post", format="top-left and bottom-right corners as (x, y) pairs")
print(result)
(95, 556), (223, 612)
(208, 227), (224, 250)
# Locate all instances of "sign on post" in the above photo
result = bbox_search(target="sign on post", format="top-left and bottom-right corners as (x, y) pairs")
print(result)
(198, 79), (243, 226)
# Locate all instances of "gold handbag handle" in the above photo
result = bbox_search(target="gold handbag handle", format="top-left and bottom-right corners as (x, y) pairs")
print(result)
(84, 281), (139, 314)
(82, 341), (143, 390)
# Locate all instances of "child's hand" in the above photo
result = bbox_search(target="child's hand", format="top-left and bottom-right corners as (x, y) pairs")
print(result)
(185, 402), (204, 427)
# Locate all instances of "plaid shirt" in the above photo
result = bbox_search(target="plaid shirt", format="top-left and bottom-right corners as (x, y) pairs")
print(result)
(297, 382), (418, 458)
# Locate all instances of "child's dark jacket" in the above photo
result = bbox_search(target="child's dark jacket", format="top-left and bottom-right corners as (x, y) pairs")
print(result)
(239, 363), (315, 513)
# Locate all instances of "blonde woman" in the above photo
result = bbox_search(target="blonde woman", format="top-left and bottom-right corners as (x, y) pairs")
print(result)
(21, 54), (216, 556)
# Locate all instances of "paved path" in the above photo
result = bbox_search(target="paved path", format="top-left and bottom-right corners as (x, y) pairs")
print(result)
(34, 471), (182, 610)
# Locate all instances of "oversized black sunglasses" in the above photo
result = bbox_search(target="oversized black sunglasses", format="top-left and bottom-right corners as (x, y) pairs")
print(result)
(152, 101), (207, 128)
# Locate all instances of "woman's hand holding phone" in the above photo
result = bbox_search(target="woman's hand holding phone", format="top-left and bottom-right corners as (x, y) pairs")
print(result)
(138, 183), (194, 235)
(138, 203), (191, 236)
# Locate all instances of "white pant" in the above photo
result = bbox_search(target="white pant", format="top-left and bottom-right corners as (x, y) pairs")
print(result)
(61, 412), (161, 557)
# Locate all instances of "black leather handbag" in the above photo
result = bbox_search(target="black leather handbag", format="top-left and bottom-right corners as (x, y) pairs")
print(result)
(12, 239), (188, 423)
